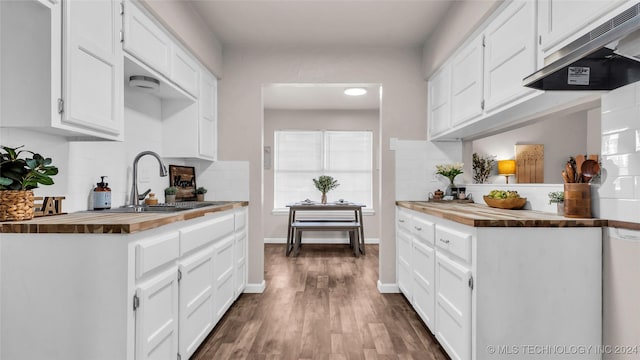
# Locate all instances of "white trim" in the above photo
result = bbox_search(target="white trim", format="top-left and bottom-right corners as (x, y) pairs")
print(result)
(264, 237), (379, 244)
(243, 281), (266, 293)
(377, 280), (400, 293)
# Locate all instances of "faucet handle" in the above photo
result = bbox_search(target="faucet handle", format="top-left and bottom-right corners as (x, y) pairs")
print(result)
(138, 189), (151, 200)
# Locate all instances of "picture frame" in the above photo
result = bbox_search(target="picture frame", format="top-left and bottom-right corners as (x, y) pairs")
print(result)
(169, 165), (197, 201)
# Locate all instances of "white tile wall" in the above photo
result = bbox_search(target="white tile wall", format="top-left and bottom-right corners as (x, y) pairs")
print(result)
(193, 161), (249, 201)
(394, 139), (462, 201)
(600, 81), (640, 223)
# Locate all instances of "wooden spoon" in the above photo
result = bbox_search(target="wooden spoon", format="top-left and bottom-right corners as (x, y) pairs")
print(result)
(581, 159), (600, 183)
(565, 162), (575, 183)
(575, 154), (586, 183)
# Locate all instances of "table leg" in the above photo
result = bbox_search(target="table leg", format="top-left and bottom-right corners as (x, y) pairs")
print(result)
(357, 208), (365, 255)
(286, 209), (295, 256)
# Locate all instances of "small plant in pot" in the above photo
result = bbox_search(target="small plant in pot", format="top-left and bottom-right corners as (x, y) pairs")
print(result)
(164, 186), (178, 204)
(313, 175), (339, 204)
(0, 145), (59, 221)
(548, 191), (565, 216)
(193, 187), (207, 201)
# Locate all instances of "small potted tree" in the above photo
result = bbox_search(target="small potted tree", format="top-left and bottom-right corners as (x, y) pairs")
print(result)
(548, 191), (565, 216)
(164, 186), (178, 204)
(312, 175), (339, 204)
(0, 145), (58, 221)
(193, 187), (207, 202)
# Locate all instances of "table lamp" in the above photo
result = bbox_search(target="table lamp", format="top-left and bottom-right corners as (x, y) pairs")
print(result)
(498, 160), (516, 184)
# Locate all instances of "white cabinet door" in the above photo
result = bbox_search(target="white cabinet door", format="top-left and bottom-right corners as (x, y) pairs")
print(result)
(123, 0), (172, 76)
(63, 0), (123, 138)
(135, 267), (179, 360)
(234, 208), (248, 296)
(213, 234), (236, 323)
(435, 252), (472, 360)
(178, 246), (215, 360)
(428, 64), (451, 138)
(483, 0), (536, 112)
(199, 71), (218, 160)
(172, 46), (199, 97)
(538, 0), (628, 56)
(412, 240), (436, 330)
(397, 226), (413, 299)
(450, 35), (484, 127)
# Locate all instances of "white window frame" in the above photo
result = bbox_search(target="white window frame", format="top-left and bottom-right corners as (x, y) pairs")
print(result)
(273, 130), (373, 213)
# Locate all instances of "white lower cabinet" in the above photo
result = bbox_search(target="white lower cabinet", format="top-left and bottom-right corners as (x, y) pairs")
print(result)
(396, 206), (602, 360)
(435, 252), (471, 360)
(0, 206), (248, 360)
(178, 246), (215, 359)
(135, 267), (180, 360)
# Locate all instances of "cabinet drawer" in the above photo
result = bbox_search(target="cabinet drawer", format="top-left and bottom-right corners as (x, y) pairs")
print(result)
(136, 232), (180, 279)
(436, 226), (472, 263)
(180, 213), (234, 256)
(397, 208), (413, 232)
(235, 208), (247, 231)
(412, 216), (435, 246)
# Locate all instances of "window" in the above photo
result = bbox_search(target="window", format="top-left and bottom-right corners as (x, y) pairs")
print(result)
(274, 130), (373, 209)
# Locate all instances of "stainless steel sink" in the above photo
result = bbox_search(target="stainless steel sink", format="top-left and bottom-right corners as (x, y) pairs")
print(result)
(102, 201), (229, 213)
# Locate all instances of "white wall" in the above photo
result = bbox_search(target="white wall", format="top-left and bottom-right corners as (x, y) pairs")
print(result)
(263, 109), (380, 242)
(464, 111), (597, 184)
(218, 46), (428, 288)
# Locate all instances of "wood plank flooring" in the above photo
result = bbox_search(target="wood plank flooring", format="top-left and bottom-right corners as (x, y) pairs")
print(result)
(192, 244), (449, 360)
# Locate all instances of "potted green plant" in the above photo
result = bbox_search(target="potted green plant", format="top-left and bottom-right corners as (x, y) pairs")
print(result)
(0, 145), (59, 221)
(548, 191), (565, 216)
(312, 175), (339, 204)
(193, 187), (207, 201)
(164, 186), (178, 204)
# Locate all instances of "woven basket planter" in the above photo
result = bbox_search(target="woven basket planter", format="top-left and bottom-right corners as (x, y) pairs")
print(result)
(0, 190), (35, 221)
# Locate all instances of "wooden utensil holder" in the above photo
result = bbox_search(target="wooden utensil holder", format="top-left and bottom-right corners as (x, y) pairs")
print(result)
(564, 183), (591, 218)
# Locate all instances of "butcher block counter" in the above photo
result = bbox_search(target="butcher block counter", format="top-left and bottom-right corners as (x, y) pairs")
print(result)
(396, 200), (607, 227)
(0, 201), (249, 234)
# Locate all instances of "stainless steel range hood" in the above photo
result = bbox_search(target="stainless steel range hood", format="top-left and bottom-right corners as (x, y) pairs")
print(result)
(524, 2), (640, 91)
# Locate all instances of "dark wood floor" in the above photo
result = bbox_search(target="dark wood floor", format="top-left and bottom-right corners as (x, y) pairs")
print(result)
(192, 244), (449, 360)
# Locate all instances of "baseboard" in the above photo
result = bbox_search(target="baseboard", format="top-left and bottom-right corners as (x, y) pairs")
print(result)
(377, 280), (400, 293)
(243, 280), (266, 293)
(264, 237), (380, 244)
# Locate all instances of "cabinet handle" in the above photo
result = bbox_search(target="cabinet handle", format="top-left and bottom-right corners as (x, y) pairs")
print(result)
(414, 226), (422, 231)
(439, 238), (450, 244)
(398, 219), (405, 223)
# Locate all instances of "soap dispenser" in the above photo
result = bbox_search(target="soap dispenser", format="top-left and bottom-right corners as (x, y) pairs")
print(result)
(93, 176), (112, 210)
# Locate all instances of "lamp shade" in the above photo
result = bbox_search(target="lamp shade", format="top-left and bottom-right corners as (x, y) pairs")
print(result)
(498, 160), (516, 175)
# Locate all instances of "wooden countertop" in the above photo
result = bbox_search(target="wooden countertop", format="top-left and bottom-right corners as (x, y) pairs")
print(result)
(0, 201), (249, 234)
(397, 201), (607, 228)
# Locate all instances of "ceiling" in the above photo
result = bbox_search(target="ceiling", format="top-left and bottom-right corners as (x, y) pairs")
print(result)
(263, 84), (381, 110)
(189, 0), (453, 48)
(187, 0), (453, 110)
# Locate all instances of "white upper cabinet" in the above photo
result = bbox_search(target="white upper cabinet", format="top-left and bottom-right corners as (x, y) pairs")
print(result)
(428, 64), (451, 138)
(450, 34), (484, 127)
(538, 0), (630, 57)
(63, 0), (123, 138)
(171, 46), (199, 97)
(199, 71), (218, 160)
(483, 0), (536, 112)
(123, 0), (172, 77)
(0, 0), (123, 141)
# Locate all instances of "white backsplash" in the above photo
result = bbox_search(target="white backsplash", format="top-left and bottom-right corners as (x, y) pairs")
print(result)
(1, 88), (247, 212)
(600, 81), (640, 223)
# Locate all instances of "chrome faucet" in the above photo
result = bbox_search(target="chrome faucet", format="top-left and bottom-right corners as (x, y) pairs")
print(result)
(129, 151), (168, 206)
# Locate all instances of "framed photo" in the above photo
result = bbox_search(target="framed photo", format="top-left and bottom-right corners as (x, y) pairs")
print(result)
(169, 165), (197, 201)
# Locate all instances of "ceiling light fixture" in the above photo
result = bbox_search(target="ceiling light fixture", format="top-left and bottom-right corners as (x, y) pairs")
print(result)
(129, 75), (160, 91)
(344, 88), (367, 96)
